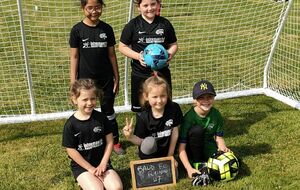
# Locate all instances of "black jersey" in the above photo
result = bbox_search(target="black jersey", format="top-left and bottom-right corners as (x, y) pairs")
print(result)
(134, 101), (183, 159)
(69, 21), (116, 80)
(120, 15), (177, 76)
(62, 110), (112, 167)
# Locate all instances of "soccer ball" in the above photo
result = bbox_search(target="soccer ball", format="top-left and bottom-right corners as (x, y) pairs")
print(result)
(207, 151), (239, 182)
(143, 44), (168, 71)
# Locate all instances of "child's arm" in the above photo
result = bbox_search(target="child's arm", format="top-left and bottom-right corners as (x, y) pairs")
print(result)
(69, 48), (79, 84)
(118, 42), (146, 67)
(95, 133), (114, 177)
(167, 126), (178, 156)
(122, 117), (143, 146)
(178, 143), (200, 178)
(108, 46), (120, 95)
(167, 42), (178, 63)
(66, 148), (96, 174)
(215, 136), (230, 152)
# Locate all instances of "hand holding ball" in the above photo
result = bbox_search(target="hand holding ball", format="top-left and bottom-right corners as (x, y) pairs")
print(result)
(143, 44), (168, 71)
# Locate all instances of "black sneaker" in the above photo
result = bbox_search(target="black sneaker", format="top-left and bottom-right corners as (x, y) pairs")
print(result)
(192, 166), (211, 186)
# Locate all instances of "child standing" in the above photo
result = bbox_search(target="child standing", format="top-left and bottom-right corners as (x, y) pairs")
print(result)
(62, 79), (123, 190)
(122, 75), (183, 160)
(178, 80), (230, 178)
(119, 0), (178, 112)
(69, 0), (124, 154)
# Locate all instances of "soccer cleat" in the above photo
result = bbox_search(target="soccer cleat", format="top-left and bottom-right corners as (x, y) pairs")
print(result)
(113, 143), (125, 155)
(192, 167), (211, 186)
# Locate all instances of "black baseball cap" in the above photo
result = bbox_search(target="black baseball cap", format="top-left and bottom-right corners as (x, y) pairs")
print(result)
(192, 80), (216, 99)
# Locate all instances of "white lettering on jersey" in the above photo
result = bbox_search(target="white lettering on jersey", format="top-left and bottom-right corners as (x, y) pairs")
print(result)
(156, 129), (171, 138)
(145, 37), (165, 43)
(83, 42), (108, 48)
(79, 139), (103, 150)
(137, 37), (165, 44)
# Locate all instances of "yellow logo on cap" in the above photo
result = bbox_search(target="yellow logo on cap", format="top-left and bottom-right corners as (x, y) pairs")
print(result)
(200, 83), (208, 90)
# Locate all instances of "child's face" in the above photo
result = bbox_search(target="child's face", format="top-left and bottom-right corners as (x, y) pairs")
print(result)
(195, 94), (215, 113)
(72, 88), (97, 116)
(138, 0), (157, 21)
(83, 0), (102, 22)
(144, 84), (168, 113)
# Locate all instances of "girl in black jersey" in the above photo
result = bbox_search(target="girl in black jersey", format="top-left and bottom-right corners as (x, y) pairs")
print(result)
(119, 0), (178, 112)
(69, 0), (124, 155)
(62, 79), (123, 190)
(122, 75), (183, 161)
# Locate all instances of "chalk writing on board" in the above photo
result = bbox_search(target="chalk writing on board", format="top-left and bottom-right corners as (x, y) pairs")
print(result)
(131, 157), (175, 189)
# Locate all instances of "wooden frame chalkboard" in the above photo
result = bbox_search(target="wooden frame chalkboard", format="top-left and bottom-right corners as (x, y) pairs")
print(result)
(130, 156), (176, 190)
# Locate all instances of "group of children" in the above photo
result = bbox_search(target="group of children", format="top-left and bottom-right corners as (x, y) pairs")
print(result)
(62, 0), (230, 189)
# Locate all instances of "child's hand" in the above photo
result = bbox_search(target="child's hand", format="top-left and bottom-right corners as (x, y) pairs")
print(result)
(218, 146), (231, 153)
(167, 51), (172, 64)
(139, 51), (147, 67)
(94, 162), (107, 181)
(188, 168), (201, 178)
(122, 117), (133, 139)
(87, 166), (97, 176)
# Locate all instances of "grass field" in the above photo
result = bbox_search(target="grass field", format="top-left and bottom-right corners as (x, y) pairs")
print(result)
(1, 95), (300, 190)
(0, 1), (299, 188)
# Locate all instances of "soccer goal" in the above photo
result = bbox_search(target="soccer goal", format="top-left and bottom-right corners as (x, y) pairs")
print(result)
(0, 0), (299, 124)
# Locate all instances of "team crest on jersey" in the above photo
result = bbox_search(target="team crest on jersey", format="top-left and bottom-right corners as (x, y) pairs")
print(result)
(156, 29), (164, 35)
(99, 33), (107, 39)
(93, 126), (102, 133)
(165, 119), (173, 127)
(207, 123), (214, 130)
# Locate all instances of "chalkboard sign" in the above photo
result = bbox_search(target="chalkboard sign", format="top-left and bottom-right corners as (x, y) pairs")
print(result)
(130, 156), (176, 190)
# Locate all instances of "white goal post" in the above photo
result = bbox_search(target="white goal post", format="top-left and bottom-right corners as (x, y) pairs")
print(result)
(0, 0), (299, 124)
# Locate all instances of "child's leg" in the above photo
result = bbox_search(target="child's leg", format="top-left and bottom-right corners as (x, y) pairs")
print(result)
(131, 74), (146, 112)
(102, 169), (123, 190)
(187, 125), (206, 164)
(97, 79), (125, 155)
(77, 171), (104, 190)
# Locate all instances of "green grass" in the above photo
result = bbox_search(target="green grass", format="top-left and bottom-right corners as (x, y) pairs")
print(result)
(1, 95), (300, 190)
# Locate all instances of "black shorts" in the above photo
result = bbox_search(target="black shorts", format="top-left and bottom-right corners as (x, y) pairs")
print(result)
(71, 162), (114, 180)
(95, 78), (116, 115)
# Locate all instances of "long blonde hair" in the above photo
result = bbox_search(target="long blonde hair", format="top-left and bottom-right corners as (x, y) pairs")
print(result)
(140, 75), (171, 109)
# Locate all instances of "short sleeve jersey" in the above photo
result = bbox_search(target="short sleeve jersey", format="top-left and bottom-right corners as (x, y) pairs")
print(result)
(62, 110), (112, 167)
(69, 21), (116, 80)
(120, 15), (177, 76)
(179, 107), (224, 159)
(134, 102), (183, 159)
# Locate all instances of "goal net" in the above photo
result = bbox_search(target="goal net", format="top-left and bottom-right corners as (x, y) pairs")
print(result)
(0, 0), (299, 124)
